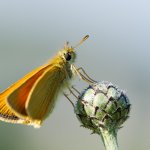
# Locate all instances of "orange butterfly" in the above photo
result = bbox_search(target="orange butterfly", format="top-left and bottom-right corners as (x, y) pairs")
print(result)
(0, 35), (93, 128)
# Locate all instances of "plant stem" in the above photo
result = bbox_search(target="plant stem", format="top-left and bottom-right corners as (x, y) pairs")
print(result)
(100, 129), (119, 150)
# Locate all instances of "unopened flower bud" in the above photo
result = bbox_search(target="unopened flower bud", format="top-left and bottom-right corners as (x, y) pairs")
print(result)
(75, 81), (131, 134)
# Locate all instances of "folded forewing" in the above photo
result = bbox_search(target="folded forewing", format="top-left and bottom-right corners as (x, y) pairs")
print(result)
(26, 66), (66, 121)
(5, 65), (50, 118)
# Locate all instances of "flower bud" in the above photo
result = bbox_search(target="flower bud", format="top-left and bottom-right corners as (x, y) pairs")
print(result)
(75, 81), (131, 134)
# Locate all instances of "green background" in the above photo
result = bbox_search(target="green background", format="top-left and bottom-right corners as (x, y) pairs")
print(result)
(0, 0), (150, 150)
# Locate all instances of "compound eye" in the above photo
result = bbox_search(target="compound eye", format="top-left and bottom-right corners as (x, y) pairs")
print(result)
(65, 53), (72, 61)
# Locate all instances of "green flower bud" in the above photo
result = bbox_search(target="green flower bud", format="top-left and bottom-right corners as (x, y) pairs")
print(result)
(75, 81), (131, 134)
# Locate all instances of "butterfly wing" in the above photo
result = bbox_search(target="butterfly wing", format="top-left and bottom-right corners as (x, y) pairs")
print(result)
(25, 66), (66, 121)
(0, 64), (50, 124)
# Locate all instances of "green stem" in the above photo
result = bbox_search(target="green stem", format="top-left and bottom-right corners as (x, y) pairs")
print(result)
(100, 129), (119, 150)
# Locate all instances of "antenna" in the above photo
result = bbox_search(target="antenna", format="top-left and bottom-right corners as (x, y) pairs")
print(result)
(74, 35), (89, 49)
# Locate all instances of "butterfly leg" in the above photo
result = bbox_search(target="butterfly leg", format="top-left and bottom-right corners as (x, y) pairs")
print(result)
(63, 85), (83, 108)
(72, 65), (96, 84)
(71, 85), (80, 95)
(77, 67), (96, 83)
(63, 92), (75, 108)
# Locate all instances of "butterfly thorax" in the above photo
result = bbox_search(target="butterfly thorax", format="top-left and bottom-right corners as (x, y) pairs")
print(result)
(49, 47), (76, 79)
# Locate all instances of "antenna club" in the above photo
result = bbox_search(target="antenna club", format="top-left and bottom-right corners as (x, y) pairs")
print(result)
(74, 34), (89, 49)
(84, 35), (89, 41)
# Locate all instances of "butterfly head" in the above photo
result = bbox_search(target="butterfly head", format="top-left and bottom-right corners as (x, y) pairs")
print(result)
(60, 42), (76, 64)
(59, 35), (89, 64)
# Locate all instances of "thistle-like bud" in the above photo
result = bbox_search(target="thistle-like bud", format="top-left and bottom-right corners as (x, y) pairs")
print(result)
(75, 81), (130, 133)
(75, 81), (131, 150)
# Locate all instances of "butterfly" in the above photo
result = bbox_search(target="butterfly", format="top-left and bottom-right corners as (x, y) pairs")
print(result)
(0, 35), (94, 128)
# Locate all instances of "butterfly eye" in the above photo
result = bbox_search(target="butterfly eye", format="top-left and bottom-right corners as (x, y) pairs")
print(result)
(65, 53), (72, 61)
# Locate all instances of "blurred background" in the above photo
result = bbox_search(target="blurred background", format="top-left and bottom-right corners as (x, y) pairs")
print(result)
(0, 0), (150, 150)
